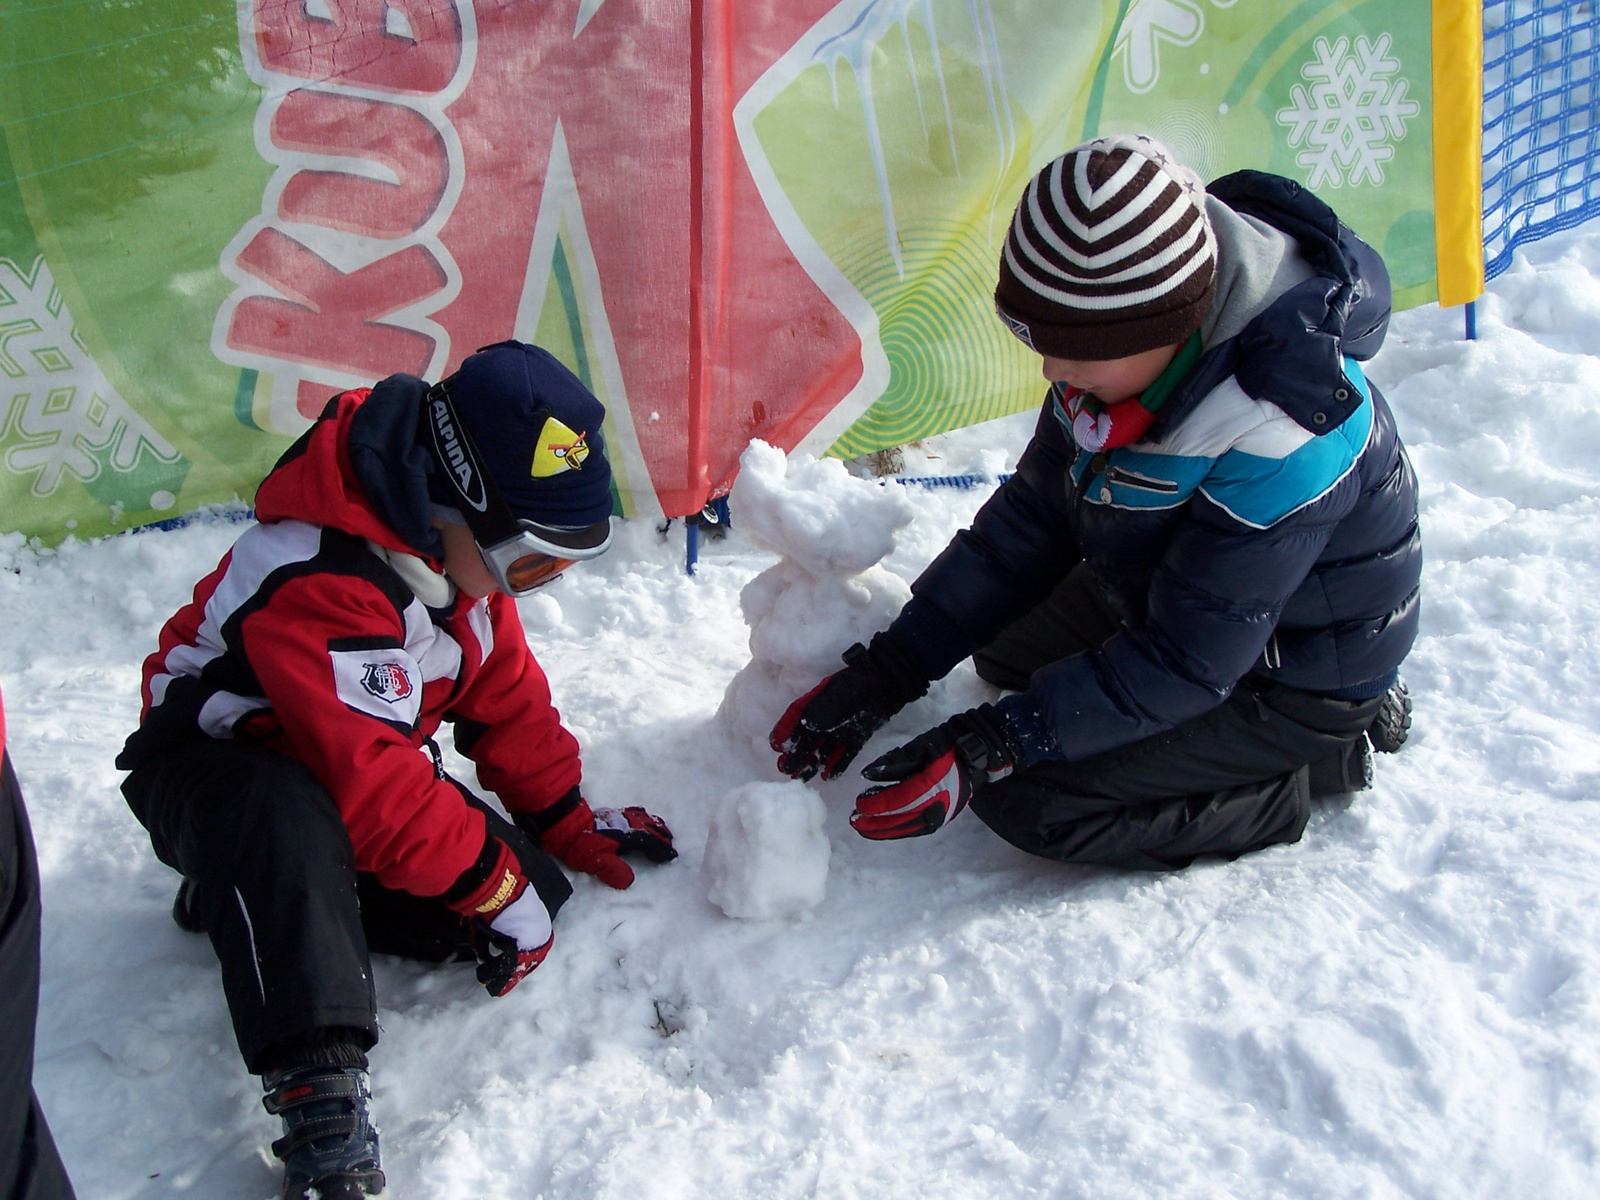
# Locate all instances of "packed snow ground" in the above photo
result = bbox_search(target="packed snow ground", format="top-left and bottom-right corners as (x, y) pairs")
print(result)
(7, 226), (1600, 1198)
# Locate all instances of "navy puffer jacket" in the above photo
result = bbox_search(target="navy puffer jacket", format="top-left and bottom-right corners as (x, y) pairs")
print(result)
(885, 172), (1421, 764)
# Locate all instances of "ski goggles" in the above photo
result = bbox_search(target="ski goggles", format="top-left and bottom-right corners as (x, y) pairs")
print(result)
(477, 517), (612, 596)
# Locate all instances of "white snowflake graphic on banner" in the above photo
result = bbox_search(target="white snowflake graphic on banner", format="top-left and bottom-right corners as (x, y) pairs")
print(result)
(1275, 34), (1420, 188)
(0, 256), (180, 498)
(1115, 0), (1204, 94)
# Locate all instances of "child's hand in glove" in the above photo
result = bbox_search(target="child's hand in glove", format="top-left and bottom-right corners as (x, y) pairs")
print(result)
(448, 839), (557, 997)
(473, 887), (555, 997)
(518, 791), (676, 889)
(851, 705), (1016, 840)
(770, 635), (930, 781)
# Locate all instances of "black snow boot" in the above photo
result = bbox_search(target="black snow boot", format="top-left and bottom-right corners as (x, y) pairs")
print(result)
(1367, 676), (1413, 753)
(263, 1065), (385, 1200)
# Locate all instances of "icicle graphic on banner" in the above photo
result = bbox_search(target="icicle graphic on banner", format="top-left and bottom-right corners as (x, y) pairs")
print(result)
(811, 0), (1015, 278)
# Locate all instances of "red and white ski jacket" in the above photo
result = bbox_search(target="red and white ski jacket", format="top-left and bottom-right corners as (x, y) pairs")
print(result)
(119, 387), (581, 901)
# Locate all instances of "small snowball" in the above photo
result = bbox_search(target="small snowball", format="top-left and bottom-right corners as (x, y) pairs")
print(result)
(96, 1019), (173, 1077)
(518, 591), (563, 631)
(703, 781), (830, 920)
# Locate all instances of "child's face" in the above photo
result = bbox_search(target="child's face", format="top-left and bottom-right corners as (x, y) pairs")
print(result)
(1040, 342), (1181, 404)
(435, 518), (501, 599)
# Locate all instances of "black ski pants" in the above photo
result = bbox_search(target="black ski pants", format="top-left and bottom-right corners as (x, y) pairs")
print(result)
(121, 741), (571, 1075)
(968, 565), (1384, 871)
(1, 754), (76, 1200)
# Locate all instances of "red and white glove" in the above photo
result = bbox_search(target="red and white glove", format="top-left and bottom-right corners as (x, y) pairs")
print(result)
(517, 790), (676, 890)
(850, 707), (1016, 841)
(479, 890), (555, 997)
(447, 838), (556, 997)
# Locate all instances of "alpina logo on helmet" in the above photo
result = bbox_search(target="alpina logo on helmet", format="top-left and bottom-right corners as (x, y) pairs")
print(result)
(429, 396), (488, 513)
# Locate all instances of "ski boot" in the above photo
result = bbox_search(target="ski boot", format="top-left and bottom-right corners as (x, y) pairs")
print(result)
(263, 1065), (385, 1199)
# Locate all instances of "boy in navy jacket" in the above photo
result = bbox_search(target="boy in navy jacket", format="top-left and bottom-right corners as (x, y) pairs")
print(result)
(772, 135), (1417, 865)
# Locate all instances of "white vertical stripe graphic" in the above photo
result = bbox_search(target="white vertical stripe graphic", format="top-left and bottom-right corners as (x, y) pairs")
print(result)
(512, 120), (662, 520)
(234, 886), (268, 1006)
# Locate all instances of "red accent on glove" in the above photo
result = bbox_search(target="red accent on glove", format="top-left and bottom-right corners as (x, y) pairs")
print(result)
(849, 747), (971, 840)
(484, 932), (555, 998)
(769, 676), (861, 781)
(444, 838), (529, 918)
(769, 679), (826, 757)
(593, 806), (678, 863)
(541, 801), (635, 889)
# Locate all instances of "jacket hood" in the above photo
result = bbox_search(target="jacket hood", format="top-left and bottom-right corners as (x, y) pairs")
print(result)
(1198, 199), (1318, 350)
(1151, 170), (1393, 441)
(254, 375), (445, 562)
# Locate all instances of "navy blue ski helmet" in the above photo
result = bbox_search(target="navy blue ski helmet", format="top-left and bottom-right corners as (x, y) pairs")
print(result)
(439, 340), (615, 530)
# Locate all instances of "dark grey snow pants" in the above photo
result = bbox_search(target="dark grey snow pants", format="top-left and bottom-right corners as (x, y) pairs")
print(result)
(968, 565), (1384, 871)
(121, 741), (570, 1074)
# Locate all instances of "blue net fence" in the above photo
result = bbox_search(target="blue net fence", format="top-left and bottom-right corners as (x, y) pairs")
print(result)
(1481, 1), (1600, 281)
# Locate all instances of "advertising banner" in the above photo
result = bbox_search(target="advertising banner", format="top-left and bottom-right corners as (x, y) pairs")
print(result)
(1, 0), (1435, 543)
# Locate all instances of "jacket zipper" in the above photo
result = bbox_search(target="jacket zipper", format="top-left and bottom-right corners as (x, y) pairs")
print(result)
(1104, 465), (1180, 494)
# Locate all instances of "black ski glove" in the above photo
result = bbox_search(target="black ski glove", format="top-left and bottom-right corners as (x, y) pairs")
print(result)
(850, 705), (1016, 840)
(770, 633), (931, 781)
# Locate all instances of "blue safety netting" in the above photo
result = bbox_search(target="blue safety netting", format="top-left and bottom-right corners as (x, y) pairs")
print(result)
(1481, 1), (1600, 281)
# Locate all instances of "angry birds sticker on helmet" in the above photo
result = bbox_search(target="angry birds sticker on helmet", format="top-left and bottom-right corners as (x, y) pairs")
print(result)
(530, 416), (590, 478)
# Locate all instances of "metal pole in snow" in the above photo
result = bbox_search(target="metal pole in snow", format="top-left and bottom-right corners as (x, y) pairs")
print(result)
(1465, 300), (1477, 340)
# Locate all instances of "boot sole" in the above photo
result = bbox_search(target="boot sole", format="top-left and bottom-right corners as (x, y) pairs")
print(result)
(284, 1167), (385, 1200)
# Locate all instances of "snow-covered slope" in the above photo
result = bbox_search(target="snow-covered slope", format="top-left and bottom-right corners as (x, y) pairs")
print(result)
(6, 227), (1600, 1198)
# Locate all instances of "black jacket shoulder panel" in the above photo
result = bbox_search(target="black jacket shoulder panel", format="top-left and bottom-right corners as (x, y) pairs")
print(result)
(345, 374), (443, 560)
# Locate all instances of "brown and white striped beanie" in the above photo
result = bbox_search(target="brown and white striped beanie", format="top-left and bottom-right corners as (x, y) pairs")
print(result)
(995, 134), (1217, 361)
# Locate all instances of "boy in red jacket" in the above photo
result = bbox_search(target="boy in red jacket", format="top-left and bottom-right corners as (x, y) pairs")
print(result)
(117, 341), (674, 1200)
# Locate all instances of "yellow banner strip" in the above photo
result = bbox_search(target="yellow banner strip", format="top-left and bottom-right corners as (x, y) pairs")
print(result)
(1432, 0), (1484, 307)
